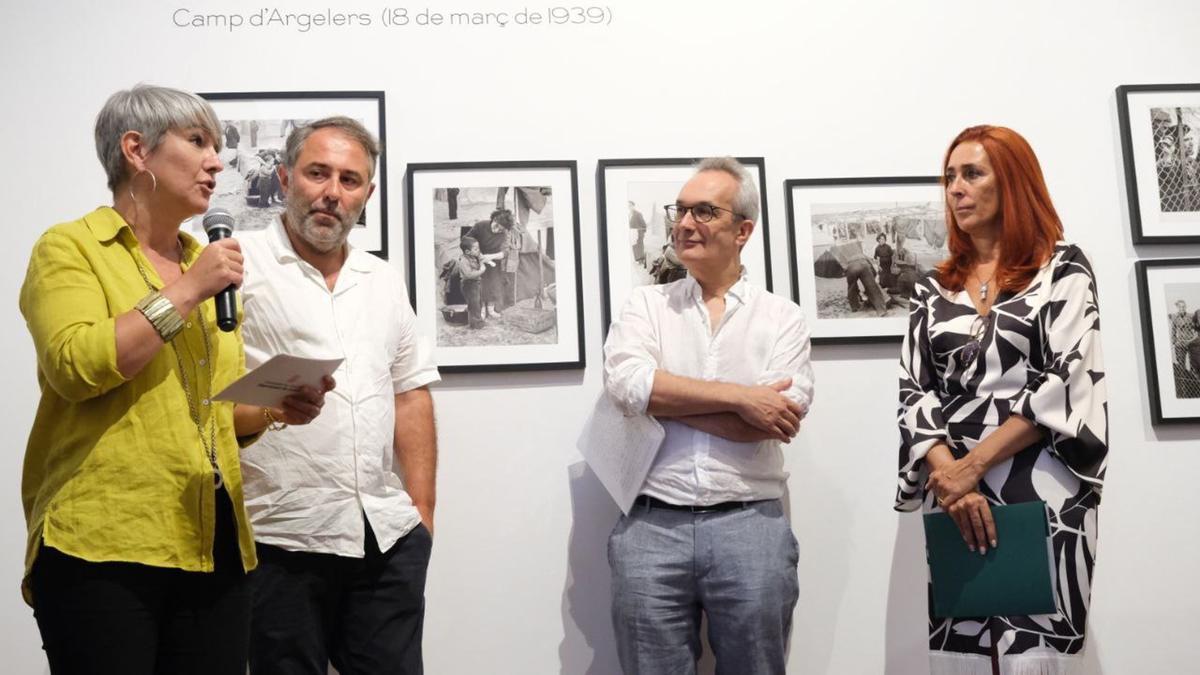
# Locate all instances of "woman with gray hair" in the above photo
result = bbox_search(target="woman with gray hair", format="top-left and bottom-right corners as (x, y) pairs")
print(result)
(18, 84), (329, 674)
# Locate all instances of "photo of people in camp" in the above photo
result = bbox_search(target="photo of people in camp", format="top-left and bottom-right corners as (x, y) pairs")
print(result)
(809, 201), (947, 319)
(431, 186), (558, 348)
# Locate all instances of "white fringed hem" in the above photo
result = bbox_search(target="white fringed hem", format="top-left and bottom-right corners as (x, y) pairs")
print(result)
(930, 650), (1080, 675)
(1000, 650), (1077, 675)
(930, 652), (992, 675)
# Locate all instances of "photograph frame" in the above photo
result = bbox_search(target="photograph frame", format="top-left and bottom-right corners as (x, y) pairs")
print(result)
(785, 175), (944, 345)
(595, 157), (773, 334)
(1116, 82), (1200, 244)
(1135, 257), (1200, 425)
(196, 90), (389, 258)
(405, 160), (585, 374)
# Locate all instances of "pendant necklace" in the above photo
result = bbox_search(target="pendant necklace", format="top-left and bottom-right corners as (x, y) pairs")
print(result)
(132, 242), (222, 489)
(971, 267), (997, 308)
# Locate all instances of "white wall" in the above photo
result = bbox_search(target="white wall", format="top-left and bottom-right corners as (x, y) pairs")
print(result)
(1, 1), (1198, 672)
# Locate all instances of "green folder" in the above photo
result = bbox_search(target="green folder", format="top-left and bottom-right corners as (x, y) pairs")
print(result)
(923, 501), (1056, 618)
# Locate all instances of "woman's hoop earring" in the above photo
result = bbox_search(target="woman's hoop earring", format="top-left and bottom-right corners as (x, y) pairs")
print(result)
(127, 168), (158, 206)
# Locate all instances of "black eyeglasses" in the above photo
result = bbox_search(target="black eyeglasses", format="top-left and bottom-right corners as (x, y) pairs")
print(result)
(664, 204), (743, 224)
(957, 314), (993, 367)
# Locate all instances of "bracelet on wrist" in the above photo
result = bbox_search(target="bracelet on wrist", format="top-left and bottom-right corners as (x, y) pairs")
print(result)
(135, 291), (185, 342)
(262, 407), (288, 432)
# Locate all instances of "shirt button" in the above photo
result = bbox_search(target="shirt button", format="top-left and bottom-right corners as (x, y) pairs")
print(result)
(202, 399), (210, 406)
(198, 359), (207, 366)
(186, 322), (193, 329)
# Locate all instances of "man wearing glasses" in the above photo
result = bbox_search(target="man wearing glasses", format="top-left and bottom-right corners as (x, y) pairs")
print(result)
(602, 157), (813, 674)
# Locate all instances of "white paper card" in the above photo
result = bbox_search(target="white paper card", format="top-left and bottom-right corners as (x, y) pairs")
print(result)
(214, 354), (343, 408)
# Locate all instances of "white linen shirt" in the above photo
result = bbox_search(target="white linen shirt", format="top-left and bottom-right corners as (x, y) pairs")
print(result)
(239, 219), (440, 557)
(603, 274), (814, 506)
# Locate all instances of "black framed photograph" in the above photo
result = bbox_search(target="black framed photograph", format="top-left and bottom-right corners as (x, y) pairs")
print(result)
(1117, 83), (1200, 244)
(1135, 258), (1200, 424)
(596, 157), (772, 331)
(785, 176), (946, 344)
(192, 91), (388, 257)
(405, 161), (584, 373)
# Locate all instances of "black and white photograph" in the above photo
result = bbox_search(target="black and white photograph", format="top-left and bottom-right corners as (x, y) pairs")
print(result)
(1163, 283), (1200, 399)
(406, 162), (584, 372)
(1117, 83), (1200, 244)
(1150, 106), (1200, 213)
(426, 186), (558, 348)
(1136, 258), (1200, 424)
(596, 158), (772, 331)
(190, 91), (388, 256)
(786, 177), (945, 343)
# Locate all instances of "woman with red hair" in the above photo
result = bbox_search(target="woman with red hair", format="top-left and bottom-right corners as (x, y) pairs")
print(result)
(896, 126), (1108, 674)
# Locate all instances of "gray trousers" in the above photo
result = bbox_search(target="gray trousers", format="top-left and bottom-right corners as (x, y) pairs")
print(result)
(608, 499), (799, 675)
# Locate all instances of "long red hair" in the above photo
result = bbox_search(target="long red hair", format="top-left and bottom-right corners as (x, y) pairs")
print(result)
(935, 125), (1063, 292)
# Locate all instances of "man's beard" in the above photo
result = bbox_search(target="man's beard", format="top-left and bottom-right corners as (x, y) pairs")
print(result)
(285, 199), (359, 254)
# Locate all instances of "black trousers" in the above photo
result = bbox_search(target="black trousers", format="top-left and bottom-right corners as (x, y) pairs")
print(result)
(248, 520), (433, 675)
(31, 488), (250, 675)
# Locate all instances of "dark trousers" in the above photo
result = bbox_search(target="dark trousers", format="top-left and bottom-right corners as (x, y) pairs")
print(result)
(481, 265), (503, 309)
(844, 259), (887, 313)
(30, 488), (250, 675)
(877, 256), (895, 288)
(248, 521), (433, 675)
(500, 270), (517, 310)
(463, 278), (484, 328)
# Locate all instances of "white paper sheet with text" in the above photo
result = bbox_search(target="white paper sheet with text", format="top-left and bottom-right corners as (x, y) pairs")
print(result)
(214, 354), (344, 408)
(576, 393), (665, 514)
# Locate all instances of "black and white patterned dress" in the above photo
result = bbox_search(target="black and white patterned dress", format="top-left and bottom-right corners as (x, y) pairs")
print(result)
(896, 243), (1108, 675)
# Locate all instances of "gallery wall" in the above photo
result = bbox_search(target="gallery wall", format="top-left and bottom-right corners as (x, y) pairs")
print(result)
(1, 1), (1198, 672)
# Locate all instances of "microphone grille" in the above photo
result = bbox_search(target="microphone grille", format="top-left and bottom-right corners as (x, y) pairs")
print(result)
(203, 208), (235, 233)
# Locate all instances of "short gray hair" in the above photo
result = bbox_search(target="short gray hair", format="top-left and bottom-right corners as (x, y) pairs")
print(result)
(694, 156), (759, 224)
(283, 116), (380, 181)
(94, 84), (222, 192)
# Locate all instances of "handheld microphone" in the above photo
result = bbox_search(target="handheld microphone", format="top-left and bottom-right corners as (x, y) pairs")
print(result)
(202, 208), (238, 332)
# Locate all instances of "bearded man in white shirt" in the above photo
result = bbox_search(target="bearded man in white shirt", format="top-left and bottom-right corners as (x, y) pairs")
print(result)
(238, 117), (439, 675)
(602, 157), (813, 675)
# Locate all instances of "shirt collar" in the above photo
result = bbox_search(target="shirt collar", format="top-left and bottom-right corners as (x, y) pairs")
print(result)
(82, 206), (132, 244)
(267, 216), (302, 264)
(179, 229), (202, 262)
(344, 242), (374, 273)
(683, 266), (752, 303)
(268, 215), (372, 272)
(83, 206), (202, 261)
(728, 268), (751, 302)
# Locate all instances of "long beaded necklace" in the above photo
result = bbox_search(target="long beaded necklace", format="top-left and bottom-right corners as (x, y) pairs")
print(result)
(133, 243), (222, 489)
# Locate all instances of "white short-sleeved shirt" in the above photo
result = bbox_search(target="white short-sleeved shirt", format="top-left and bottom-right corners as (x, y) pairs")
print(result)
(239, 218), (440, 557)
(603, 273), (814, 506)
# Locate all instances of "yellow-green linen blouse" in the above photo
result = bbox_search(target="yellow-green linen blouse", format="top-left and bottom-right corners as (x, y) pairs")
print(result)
(19, 206), (257, 602)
